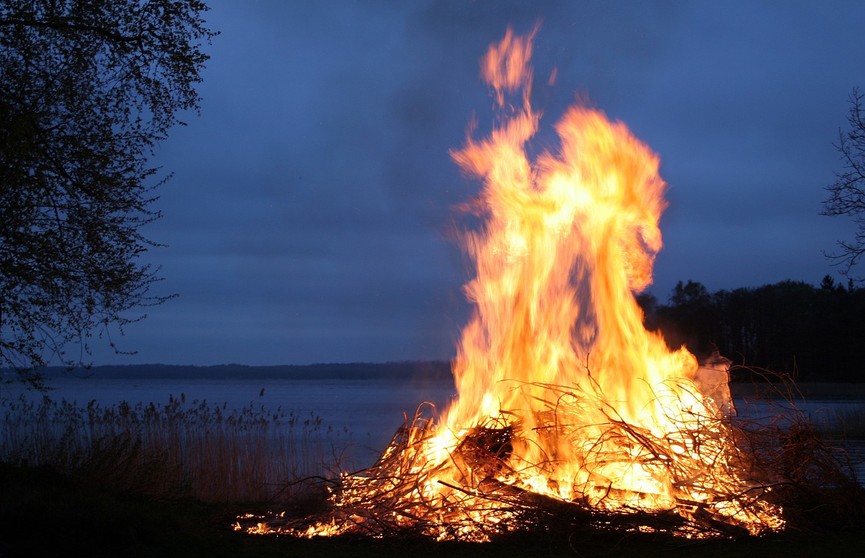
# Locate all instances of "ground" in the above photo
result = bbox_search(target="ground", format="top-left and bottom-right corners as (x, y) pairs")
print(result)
(2, 463), (864, 558)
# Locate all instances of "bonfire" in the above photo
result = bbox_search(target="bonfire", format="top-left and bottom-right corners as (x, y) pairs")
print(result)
(238, 28), (861, 541)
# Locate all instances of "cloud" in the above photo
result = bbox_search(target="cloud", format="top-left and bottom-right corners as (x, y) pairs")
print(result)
(86, 0), (865, 365)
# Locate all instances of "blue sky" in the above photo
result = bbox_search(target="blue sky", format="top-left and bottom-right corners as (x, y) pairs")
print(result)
(90, 0), (864, 366)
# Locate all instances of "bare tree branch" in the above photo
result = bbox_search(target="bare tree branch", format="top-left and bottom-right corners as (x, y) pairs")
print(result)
(823, 88), (865, 276)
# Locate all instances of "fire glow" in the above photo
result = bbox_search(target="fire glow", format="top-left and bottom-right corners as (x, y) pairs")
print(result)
(244, 28), (785, 540)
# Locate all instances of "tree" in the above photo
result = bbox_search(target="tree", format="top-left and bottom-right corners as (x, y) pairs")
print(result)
(0, 0), (215, 385)
(662, 280), (718, 358)
(823, 87), (865, 278)
(650, 279), (865, 382)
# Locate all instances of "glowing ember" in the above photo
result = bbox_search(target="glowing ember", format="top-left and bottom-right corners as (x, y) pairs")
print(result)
(244, 27), (785, 540)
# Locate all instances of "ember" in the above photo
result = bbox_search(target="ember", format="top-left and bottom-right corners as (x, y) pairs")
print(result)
(240, 27), (789, 540)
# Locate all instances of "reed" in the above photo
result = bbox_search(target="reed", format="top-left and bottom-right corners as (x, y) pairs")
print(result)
(816, 405), (865, 439)
(0, 394), (353, 503)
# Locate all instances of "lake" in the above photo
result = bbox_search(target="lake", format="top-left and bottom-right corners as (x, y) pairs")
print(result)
(3, 370), (863, 479)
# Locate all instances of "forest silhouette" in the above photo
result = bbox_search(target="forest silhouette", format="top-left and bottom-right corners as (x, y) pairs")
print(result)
(639, 277), (865, 382)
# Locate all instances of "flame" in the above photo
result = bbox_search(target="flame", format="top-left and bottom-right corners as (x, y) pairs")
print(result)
(439, 26), (702, 507)
(248, 27), (784, 541)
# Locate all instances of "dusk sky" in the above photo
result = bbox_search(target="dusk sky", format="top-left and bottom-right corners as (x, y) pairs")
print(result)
(90, 0), (865, 367)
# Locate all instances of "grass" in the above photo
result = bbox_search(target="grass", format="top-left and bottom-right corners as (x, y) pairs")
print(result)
(0, 394), (352, 502)
(817, 404), (865, 439)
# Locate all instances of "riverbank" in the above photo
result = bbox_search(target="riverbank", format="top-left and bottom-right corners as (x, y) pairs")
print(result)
(3, 375), (865, 555)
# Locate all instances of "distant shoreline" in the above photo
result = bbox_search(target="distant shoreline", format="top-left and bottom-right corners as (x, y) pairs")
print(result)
(7, 361), (455, 382)
(6, 362), (865, 399)
(731, 381), (865, 400)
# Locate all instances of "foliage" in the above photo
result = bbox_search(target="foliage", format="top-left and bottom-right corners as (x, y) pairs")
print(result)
(824, 87), (865, 278)
(0, 0), (216, 383)
(643, 277), (865, 381)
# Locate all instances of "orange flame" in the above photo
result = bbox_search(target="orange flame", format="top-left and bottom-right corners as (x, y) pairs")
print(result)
(249, 27), (784, 541)
(438, 27), (704, 507)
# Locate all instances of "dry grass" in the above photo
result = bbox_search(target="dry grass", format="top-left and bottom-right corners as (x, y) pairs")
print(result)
(0, 394), (353, 503)
(813, 405), (865, 439)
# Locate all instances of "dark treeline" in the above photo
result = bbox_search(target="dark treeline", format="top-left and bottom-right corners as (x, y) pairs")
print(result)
(639, 277), (865, 382)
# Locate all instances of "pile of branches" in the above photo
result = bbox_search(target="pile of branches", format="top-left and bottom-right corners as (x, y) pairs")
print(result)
(238, 380), (865, 541)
